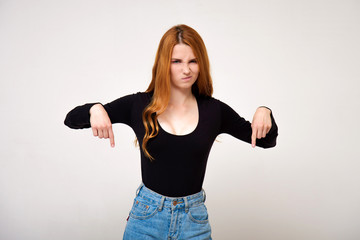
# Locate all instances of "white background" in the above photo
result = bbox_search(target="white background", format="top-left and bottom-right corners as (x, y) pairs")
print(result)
(1, 0), (359, 239)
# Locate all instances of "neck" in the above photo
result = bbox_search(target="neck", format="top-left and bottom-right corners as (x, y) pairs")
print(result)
(168, 88), (194, 106)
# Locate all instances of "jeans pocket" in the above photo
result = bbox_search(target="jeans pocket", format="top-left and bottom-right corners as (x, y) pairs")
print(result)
(188, 203), (209, 224)
(129, 198), (158, 220)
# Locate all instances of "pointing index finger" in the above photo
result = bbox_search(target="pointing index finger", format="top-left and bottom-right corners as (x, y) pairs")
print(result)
(251, 127), (257, 148)
(108, 126), (115, 148)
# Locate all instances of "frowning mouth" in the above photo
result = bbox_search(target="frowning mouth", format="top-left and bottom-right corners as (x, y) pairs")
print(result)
(182, 76), (192, 80)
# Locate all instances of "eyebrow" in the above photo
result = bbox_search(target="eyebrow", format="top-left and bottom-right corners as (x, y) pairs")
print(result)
(171, 58), (197, 61)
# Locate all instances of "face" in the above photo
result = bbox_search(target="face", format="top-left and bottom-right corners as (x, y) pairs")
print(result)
(170, 44), (199, 92)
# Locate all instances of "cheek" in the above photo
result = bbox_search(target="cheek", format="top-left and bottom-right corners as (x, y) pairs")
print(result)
(193, 66), (200, 76)
(170, 65), (179, 76)
(170, 66), (176, 79)
(192, 63), (199, 72)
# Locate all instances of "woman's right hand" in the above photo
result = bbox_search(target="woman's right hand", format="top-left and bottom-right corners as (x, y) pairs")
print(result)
(89, 104), (115, 147)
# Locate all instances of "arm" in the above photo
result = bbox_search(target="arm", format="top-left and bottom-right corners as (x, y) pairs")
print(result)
(63, 103), (115, 147)
(64, 93), (137, 147)
(64, 103), (97, 129)
(219, 101), (278, 148)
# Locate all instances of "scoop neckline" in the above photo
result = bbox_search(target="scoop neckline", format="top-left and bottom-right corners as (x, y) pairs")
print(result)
(157, 97), (200, 137)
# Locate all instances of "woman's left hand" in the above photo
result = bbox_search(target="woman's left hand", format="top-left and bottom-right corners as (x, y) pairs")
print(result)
(251, 107), (272, 148)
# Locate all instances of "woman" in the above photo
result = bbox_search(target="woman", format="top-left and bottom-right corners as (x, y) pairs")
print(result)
(65, 24), (278, 240)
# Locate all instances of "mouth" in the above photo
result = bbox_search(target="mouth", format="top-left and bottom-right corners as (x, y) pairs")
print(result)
(182, 76), (192, 80)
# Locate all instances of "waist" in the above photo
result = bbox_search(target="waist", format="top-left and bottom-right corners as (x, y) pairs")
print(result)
(136, 183), (206, 209)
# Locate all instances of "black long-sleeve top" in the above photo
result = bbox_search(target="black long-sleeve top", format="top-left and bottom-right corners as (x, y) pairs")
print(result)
(64, 92), (278, 197)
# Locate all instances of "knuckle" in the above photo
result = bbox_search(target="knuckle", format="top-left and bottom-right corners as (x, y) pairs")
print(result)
(96, 125), (104, 130)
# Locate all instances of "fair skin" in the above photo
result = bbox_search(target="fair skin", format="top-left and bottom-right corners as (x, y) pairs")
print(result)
(89, 43), (271, 148)
(157, 44), (199, 136)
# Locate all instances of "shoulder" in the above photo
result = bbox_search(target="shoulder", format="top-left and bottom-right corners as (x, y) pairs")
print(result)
(134, 91), (152, 99)
(196, 95), (224, 114)
(103, 92), (151, 110)
(198, 95), (240, 118)
(119, 91), (152, 103)
(197, 95), (225, 108)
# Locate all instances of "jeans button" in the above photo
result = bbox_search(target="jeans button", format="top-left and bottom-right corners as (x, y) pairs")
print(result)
(173, 201), (177, 206)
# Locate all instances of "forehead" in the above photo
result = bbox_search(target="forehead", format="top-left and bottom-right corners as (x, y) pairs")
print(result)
(171, 44), (195, 58)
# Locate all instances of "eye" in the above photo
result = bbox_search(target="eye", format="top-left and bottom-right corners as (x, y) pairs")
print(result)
(171, 60), (181, 63)
(189, 59), (197, 63)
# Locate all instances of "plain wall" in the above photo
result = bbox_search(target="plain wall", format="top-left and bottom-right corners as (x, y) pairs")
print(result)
(1, 0), (359, 239)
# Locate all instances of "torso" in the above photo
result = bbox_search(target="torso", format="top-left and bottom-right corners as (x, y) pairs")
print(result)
(66, 91), (277, 197)
(157, 96), (199, 136)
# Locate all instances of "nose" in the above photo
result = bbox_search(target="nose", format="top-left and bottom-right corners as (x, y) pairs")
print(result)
(183, 63), (191, 74)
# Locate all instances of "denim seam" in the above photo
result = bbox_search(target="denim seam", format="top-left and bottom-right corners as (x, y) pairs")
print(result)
(188, 213), (209, 224)
(130, 209), (159, 220)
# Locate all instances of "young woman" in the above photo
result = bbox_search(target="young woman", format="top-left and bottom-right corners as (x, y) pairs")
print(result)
(65, 24), (278, 240)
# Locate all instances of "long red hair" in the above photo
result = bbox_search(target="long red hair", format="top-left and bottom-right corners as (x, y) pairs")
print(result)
(142, 24), (213, 160)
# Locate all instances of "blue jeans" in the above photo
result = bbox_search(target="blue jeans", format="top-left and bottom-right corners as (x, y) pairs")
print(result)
(123, 183), (212, 240)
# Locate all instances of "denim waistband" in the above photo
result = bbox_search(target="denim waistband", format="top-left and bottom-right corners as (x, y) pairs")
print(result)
(135, 183), (206, 213)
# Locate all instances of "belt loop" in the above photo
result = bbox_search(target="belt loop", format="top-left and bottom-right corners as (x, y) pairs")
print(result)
(136, 183), (144, 196)
(158, 196), (165, 212)
(202, 189), (206, 202)
(184, 197), (189, 213)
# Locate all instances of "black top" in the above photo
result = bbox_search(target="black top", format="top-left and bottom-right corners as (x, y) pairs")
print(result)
(64, 92), (278, 197)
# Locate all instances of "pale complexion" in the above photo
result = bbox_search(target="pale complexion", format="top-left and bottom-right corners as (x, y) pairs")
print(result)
(157, 44), (199, 135)
(89, 43), (272, 147)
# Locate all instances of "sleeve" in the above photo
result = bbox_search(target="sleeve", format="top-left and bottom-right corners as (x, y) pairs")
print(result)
(218, 100), (278, 148)
(64, 93), (138, 129)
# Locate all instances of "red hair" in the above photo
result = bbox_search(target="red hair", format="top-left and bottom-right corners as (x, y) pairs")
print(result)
(142, 24), (213, 160)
